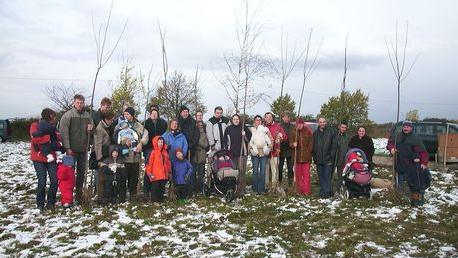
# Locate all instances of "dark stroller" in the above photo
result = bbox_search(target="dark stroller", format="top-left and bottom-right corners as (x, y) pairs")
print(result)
(203, 150), (239, 202)
(340, 148), (373, 199)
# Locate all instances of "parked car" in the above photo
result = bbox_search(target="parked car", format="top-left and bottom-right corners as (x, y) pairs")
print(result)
(389, 121), (458, 158)
(0, 119), (11, 142)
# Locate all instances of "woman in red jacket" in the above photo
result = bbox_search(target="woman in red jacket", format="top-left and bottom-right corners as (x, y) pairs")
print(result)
(30, 108), (61, 212)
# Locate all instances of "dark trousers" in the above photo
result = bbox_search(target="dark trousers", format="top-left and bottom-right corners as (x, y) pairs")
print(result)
(278, 156), (294, 184)
(33, 161), (58, 208)
(119, 163), (139, 201)
(232, 156), (248, 195)
(335, 165), (344, 193)
(192, 162), (206, 193)
(73, 151), (88, 201)
(175, 184), (189, 200)
(150, 180), (167, 202)
(316, 164), (333, 198)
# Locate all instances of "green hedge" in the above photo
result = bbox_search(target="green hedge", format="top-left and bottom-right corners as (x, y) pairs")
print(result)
(9, 118), (36, 142)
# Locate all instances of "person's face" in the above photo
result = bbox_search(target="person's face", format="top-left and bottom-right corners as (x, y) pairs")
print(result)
(339, 124), (348, 134)
(150, 110), (159, 120)
(105, 117), (115, 126)
(297, 123), (304, 130)
(265, 114), (273, 124)
(358, 127), (366, 138)
(157, 139), (164, 148)
(197, 122), (204, 130)
(176, 152), (184, 160)
(180, 109), (189, 119)
(254, 117), (262, 126)
(214, 109), (223, 119)
(100, 103), (111, 113)
(318, 118), (327, 129)
(124, 112), (133, 121)
(402, 125), (413, 134)
(74, 98), (85, 111)
(195, 112), (203, 122)
(170, 121), (178, 130)
(282, 115), (290, 124)
(112, 150), (119, 158)
(232, 116), (240, 125)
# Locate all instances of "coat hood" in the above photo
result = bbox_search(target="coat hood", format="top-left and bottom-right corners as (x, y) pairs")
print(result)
(152, 135), (167, 151)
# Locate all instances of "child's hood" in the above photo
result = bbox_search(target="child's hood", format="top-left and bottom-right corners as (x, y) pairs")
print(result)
(152, 136), (167, 151)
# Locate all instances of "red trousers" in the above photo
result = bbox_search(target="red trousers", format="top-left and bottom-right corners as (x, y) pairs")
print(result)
(57, 164), (75, 205)
(295, 163), (311, 195)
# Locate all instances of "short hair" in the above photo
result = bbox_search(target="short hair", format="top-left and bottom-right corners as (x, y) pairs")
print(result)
(357, 125), (367, 131)
(101, 111), (115, 120)
(41, 108), (56, 121)
(253, 115), (263, 121)
(340, 120), (348, 126)
(317, 116), (326, 122)
(231, 114), (241, 121)
(264, 112), (275, 121)
(281, 111), (291, 118)
(214, 106), (223, 112)
(73, 94), (85, 101)
(100, 97), (112, 106)
(169, 118), (180, 130)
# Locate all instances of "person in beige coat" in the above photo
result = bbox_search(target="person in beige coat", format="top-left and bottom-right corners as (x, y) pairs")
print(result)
(249, 115), (272, 194)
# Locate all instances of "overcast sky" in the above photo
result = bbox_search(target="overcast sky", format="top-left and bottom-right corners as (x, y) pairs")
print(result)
(0, 0), (457, 123)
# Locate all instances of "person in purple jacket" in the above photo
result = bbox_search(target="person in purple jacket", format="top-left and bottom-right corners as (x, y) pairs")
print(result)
(172, 148), (193, 204)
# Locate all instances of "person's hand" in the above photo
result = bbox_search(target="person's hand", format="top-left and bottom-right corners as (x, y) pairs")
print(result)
(87, 124), (94, 131)
(66, 149), (73, 156)
(136, 144), (142, 153)
(390, 148), (397, 155)
(126, 139), (132, 147)
(414, 158), (420, 163)
(278, 133), (283, 139)
(241, 131), (246, 136)
(421, 164), (427, 170)
(292, 142), (297, 148)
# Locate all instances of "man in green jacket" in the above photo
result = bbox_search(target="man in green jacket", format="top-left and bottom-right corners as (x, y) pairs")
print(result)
(59, 94), (94, 203)
(334, 121), (351, 194)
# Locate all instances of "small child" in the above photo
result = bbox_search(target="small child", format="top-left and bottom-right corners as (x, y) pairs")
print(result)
(57, 155), (75, 208)
(32, 108), (62, 162)
(145, 136), (171, 202)
(100, 145), (125, 204)
(117, 121), (139, 156)
(172, 148), (193, 204)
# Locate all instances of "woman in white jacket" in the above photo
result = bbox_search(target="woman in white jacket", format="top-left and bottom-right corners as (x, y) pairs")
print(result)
(249, 115), (272, 194)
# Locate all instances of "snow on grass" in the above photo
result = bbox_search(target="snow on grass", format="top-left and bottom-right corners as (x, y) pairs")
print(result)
(0, 141), (457, 257)
(374, 138), (389, 155)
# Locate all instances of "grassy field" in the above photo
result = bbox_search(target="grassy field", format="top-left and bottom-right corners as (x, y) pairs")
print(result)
(0, 142), (456, 257)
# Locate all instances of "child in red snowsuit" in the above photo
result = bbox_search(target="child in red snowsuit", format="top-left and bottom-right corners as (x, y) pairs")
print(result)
(57, 155), (75, 207)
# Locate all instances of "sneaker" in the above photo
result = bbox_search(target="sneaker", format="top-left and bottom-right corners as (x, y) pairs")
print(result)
(46, 154), (55, 163)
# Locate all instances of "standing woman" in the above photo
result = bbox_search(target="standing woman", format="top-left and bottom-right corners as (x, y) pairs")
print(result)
(349, 126), (375, 167)
(248, 115), (272, 195)
(289, 118), (314, 195)
(191, 121), (209, 194)
(30, 108), (60, 212)
(162, 119), (188, 162)
(224, 114), (252, 196)
(114, 107), (149, 202)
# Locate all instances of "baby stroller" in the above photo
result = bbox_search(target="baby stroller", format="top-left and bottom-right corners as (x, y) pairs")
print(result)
(203, 150), (239, 202)
(340, 148), (373, 199)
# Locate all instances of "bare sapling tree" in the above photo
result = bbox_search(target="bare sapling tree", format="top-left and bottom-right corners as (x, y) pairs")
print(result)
(90, 0), (128, 109)
(385, 21), (420, 124)
(271, 26), (304, 100)
(220, 0), (269, 118)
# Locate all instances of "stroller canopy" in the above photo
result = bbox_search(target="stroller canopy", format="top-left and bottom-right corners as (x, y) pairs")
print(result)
(345, 148), (368, 163)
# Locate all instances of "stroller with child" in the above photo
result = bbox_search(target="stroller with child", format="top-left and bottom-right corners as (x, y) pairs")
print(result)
(203, 150), (239, 202)
(340, 148), (373, 199)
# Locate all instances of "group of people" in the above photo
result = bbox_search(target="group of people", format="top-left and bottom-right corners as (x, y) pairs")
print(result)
(29, 94), (430, 212)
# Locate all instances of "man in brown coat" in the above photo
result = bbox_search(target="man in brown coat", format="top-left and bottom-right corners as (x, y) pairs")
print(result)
(289, 118), (313, 195)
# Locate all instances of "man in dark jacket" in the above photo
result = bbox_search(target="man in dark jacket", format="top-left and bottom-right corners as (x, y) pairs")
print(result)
(387, 121), (429, 206)
(206, 106), (230, 151)
(59, 94), (94, 203)
(312, 117), (337, 198)
(178, 105), (199, 157)
(334, 121), (351, 193)
(91, 97), (112, 127)
(279, 111), (294, 185)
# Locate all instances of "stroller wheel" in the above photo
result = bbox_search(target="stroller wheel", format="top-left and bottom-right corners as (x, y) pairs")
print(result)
(225, 190), (235, 203)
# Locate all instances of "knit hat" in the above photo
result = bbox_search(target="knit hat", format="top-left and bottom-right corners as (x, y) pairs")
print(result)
(402, 121), (413, 127)
(179, 105), (189, 113)
(296, 117), (305, 124)
(62, 155), (75, 167)
(124, 107), (135, 117)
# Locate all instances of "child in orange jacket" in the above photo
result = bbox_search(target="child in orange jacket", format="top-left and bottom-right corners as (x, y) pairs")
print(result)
(145, 136), (171, 202)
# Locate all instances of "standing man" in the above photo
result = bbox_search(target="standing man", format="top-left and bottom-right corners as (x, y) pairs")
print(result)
(387, 121), (429, 206)
(312, 117), (337, 198)
(91, 97), (112, 128)
(178, 105), (200, 156)
(334, 121), (351, 194)
(59, 94), (94, 204)
(206, 106), (230, 152)
(279, 111), (294, 185)
(264, 112), (287, 191)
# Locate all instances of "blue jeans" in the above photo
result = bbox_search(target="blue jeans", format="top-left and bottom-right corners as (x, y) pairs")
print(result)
(316, 164), (332, 198)
(33, 161), (58, 208)
(251, 155), (267, 194)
